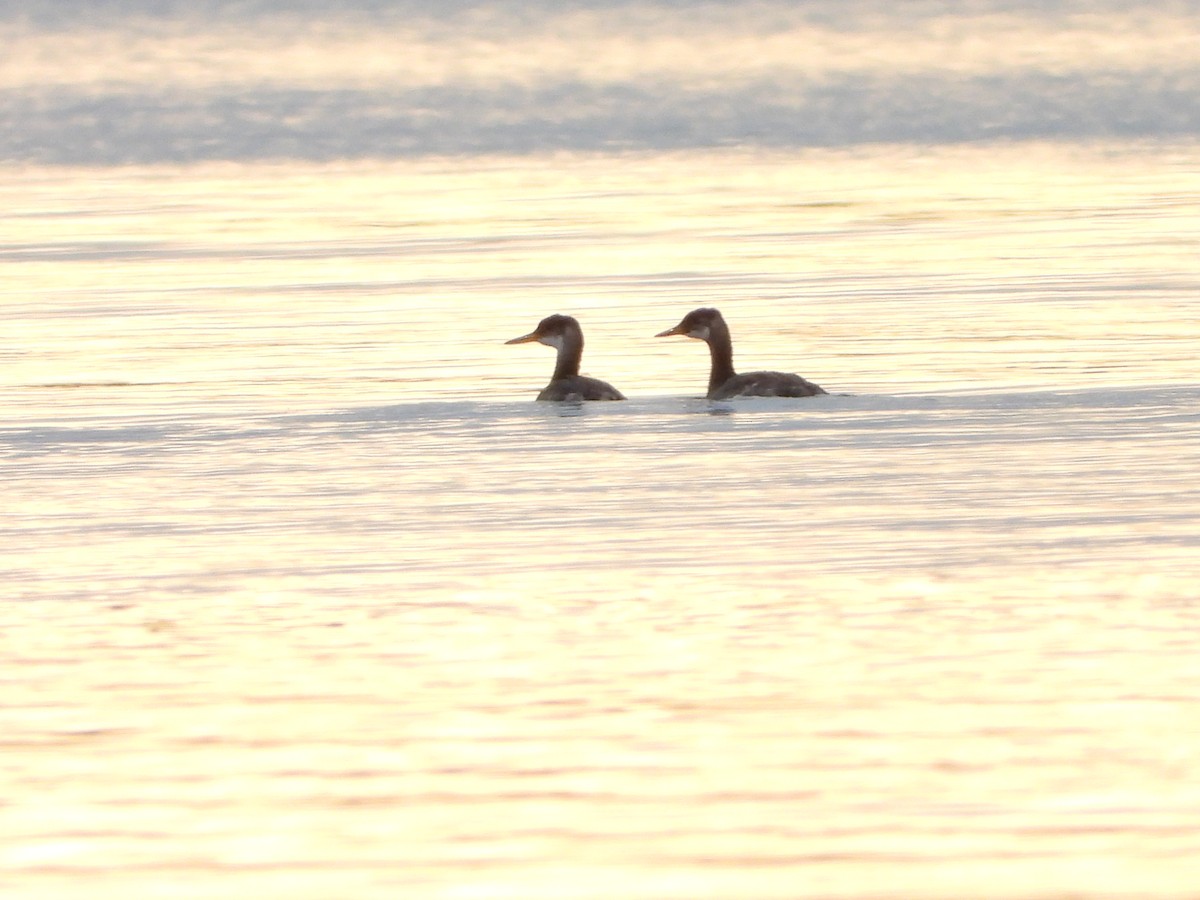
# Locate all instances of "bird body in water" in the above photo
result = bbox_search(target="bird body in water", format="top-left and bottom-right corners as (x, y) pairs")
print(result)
(506, 314), (626, 401)
(656, 307), (826, 399)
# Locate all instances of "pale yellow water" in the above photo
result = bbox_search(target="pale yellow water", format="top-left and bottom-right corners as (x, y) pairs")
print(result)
(3, 143), (1200, 898)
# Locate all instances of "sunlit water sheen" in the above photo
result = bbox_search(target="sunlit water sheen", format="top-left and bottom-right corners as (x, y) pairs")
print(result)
(4, 143), (1200, 898)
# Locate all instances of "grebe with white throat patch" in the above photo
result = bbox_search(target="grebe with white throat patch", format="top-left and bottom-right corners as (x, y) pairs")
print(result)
(656, 307), (826, 399)
(506, 314), (626, 401)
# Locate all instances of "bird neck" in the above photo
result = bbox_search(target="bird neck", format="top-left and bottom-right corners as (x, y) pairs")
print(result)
(552, 330), (583, 380)
(705, 318), (736, 395)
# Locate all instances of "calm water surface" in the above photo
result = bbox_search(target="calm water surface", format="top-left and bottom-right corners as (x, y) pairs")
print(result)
(4, 143), (1200, 898)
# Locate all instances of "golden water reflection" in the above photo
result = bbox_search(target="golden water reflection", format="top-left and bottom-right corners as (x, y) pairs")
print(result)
(4, 143), (1199, 401)
(3, 143), (1200, 897)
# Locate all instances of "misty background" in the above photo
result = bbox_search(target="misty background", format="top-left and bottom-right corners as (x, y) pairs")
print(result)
(2, 0), (1199, 164)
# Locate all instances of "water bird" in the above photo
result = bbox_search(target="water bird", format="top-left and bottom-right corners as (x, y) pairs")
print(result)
(656, 307), (827, 399)
(506, 314), (626, 401)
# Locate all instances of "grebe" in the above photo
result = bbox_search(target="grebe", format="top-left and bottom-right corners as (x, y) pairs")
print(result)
(506, 314), (626, 401)
(656, 307), (826, 399)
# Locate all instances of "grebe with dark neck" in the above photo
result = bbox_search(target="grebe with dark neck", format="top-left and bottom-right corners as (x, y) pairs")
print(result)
(506, 314), (626, 401)
(656, 307), (826, 399)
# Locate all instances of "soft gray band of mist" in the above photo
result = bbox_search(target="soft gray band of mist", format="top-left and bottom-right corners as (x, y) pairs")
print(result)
(1, 0), (1179, 26)
(4, 70), (1200, 164)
